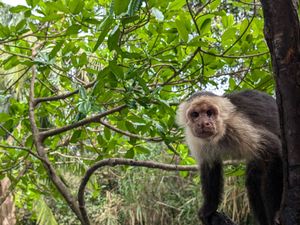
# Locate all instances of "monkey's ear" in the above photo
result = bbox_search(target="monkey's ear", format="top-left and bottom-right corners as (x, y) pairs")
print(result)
(176, 101), (189, 127)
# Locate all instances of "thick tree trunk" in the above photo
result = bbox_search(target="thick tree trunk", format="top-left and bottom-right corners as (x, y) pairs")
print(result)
(259, 0), (300, 224)
(0, 178), (16, 225)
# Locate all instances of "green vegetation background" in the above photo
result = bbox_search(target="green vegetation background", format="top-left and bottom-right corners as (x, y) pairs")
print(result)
(0, 0), (272, 224)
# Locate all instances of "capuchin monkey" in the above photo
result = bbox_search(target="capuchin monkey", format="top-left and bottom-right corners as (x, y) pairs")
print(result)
(176, 90), (283, 225)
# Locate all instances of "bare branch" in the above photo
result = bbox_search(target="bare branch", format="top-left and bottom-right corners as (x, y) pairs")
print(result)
(34, 81), (96, 106)
(4, 67), (31, 94)
(0, 144), (44, 161)
(78, 158), (241, 224)
(0, 47), (32, 60)
(199, 48), (269, 58)
(78, 158), (197, 224)
(39, 104), (127, 141)
(186, 0), (201, 35)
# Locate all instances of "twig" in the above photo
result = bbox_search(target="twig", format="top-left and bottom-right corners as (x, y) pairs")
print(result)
(0, 163), (30, 206)
(222, 3), (257, 56)
(99, 119), (163, 142)
(0, 47), (32, 60)
(0, 144), (44, 161)
(162, 47), (201, 85)
(199, 48), (269, 58)
(0, 125), (23, 146)
(34, 81), (96, 106)
(186, 0), (201, 35)
(0, 67), (27, 76)
(4, 67), (31, 94)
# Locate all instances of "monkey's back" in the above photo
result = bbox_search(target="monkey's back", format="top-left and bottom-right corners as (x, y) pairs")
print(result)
(225, 90), (280, 137)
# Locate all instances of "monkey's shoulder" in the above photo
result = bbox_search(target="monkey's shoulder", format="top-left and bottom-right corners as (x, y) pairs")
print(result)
(225, 90), (279, 137)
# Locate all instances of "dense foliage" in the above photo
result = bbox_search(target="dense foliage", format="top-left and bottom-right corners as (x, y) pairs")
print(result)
(0, 0), (272, 224)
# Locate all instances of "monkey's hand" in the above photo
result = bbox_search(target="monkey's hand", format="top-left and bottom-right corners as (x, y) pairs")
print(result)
(198, 207), (214, 225)
(199, 211), (237, 225)
(198, 204), (217, 222)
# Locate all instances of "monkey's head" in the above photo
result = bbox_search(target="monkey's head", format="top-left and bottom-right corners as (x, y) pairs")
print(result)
(177, 92), (235, 142)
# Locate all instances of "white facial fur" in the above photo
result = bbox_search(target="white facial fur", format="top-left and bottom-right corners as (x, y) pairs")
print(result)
(177, 95), (265, 164)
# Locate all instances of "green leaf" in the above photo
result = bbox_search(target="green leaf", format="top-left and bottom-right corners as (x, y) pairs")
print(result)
(93, 15), (114, 52)
(0, 113), (10, 123)
(222, 14), (234, 28)
(168, 0), (185, 11)
(26, 0), (39, 7)
(111, 0), (130, 15)
(109, 60), (124, 79)
(209, 0), (220, 10)
(79, 86), (87, 99)
(175, 18), (188, 42)
(70, 130), (82, 143)
(127, 0), (142, 16)
(222, 27), (237, 42)
(125, 148), (135, 158)
(34, 197), (58, 225)
(200, 18), (211, 34)
(197, 15), (213, 35)
(104, 127), (111, 140)
(108, 25), (121, 52)
(9, 5), (30, 13)
(134, 146), (150, 154)
(65, 24), (81, 35)
(3, 56), (20, 70)
(68, 0), (84, 14)
(16, 19), (27, 32)
(0, 24), (11, 38)
(79, 52), (88, 66)
(121, 15), (140, 25)
(229, 77), (236, 89)
(49, 40), (64, 59)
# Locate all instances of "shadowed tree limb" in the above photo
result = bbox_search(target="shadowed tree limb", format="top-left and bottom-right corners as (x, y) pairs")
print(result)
(78, 158), (240, 225)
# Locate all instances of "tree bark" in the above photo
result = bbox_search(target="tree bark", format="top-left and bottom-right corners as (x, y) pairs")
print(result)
(0, 178), (16, 225)
(259, 0), (300, 224)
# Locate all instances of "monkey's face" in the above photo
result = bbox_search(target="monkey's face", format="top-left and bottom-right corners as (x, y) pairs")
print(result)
(186, 102), (219, 139)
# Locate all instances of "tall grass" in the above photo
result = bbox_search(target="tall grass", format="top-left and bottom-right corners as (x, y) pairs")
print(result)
(86, 165), (251, 225)
(90, 167), (201, 225)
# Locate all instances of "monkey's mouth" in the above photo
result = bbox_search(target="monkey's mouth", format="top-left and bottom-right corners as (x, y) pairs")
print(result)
(193, 128), (215, 139)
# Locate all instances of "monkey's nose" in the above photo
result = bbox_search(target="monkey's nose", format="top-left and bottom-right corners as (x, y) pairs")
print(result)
(202, 122), (212, 128)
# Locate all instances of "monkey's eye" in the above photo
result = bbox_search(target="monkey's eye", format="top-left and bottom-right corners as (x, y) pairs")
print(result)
(207, 110), (213, 117)
(190, 111), (199, 118)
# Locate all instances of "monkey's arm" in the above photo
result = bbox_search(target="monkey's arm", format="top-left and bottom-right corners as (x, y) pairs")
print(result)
(199, 160), (224, 224)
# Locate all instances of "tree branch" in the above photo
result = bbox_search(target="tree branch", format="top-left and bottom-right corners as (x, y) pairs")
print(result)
(34, 81), (96, 106)
(78, 158), (198, 224)
(39, 104), (127, 141)
(78, 158), (241, 224)
(199, 48), (269, 59)
(99, 119), (163, 142)
(28, 42), (86, 224)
